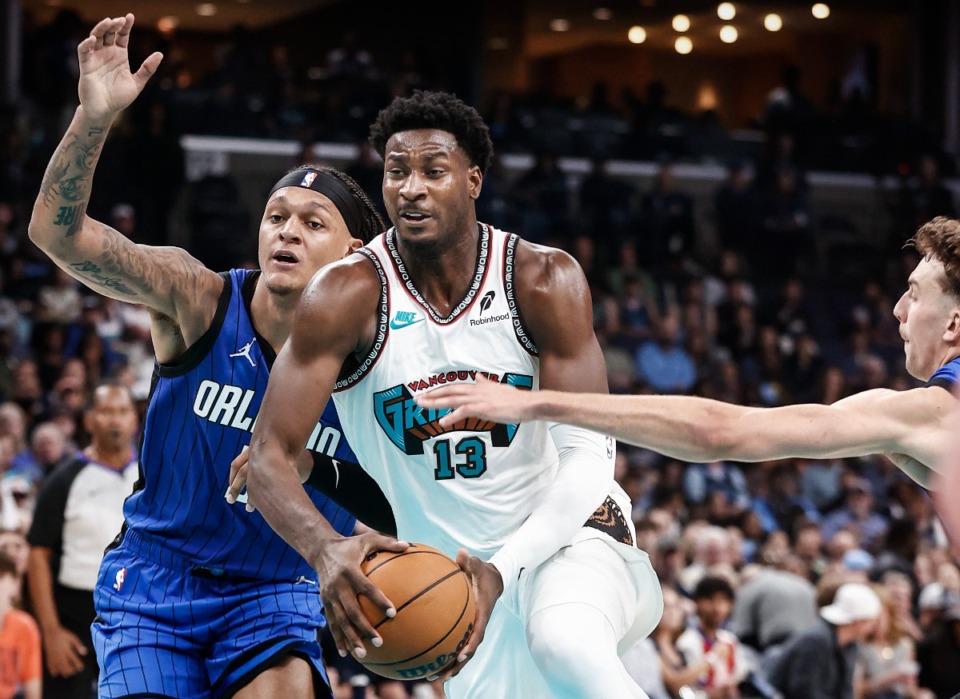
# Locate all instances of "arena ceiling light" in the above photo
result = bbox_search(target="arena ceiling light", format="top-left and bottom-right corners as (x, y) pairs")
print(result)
(549, 18), (571, 31)
(195, 3), (216, 16)
(628, 25), (647, 43)
(675, 36), (693, 54)
(672, 14), (691, 32)
(812, 3), (831, 19)
(719, 25), (738, 43)
(764, 13), (783, 31)
(717, 3), (736, 21)
(593, 7), (613, 21)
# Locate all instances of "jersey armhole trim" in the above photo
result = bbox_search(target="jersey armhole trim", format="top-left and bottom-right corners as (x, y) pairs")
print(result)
(156, 272), (233, 378)
(504, 233), (539, 357)
(924, 377), (957, 393)
(335, 249), (389, 391)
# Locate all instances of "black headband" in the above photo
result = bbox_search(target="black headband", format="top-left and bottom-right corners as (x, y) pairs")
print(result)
(269, 168), (365, 237)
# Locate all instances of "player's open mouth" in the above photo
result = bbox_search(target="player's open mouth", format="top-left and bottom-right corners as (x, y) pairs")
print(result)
(400, 211), (430, 223)
(272, 251), (299, 264)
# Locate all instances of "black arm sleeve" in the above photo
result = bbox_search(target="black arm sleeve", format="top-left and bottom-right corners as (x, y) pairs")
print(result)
(306, 454), (397, 537)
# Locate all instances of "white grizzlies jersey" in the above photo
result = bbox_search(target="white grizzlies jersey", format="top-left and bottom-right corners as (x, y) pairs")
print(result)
(333, 224), (566, 560)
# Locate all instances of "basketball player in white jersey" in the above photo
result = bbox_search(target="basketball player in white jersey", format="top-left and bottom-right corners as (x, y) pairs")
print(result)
(242, 91), (663, 697)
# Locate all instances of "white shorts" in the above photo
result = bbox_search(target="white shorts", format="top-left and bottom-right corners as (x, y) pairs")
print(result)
(445, 488), (664, 699)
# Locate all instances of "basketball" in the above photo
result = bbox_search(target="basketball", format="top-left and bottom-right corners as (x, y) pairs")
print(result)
(355, 543), (477, 681)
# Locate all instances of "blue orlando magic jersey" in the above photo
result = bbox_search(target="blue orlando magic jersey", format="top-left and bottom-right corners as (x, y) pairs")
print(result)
(120, 268), (356, 579)
(926, 355), (960, 392)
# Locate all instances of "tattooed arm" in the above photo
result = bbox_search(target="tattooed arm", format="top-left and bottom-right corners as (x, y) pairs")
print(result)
(28, 14), (222, 360)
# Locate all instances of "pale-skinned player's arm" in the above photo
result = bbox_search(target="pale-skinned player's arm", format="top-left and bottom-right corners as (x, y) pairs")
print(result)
(419, 379), (953, 488)
(245, 258), (408, 659)
(437, 243), (615, 681)
(28, 14), (223, 363)
(932, 385), (960, 555)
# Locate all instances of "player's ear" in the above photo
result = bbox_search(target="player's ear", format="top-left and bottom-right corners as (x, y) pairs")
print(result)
(344, 237), (363, 257)
(468, 165), (482, 201)
(945, 303), (960, 343)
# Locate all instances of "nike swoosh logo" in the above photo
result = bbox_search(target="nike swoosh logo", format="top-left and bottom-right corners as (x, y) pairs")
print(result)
(389, 317), (425, 330)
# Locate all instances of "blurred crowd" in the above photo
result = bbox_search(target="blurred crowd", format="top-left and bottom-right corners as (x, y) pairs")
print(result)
(0, 7), (959, 699)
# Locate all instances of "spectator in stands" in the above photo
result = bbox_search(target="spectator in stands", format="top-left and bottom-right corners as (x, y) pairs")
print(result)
(675, 575), (748, 697)
(578, 157), (638, 241)
(679, 524), (732, 593)
(856, 584), (933, 699)
(904, 155), (957, 231)
(730, 561), (818, 674)
(644, 583), (700, 697)
(604, 271), (661, 353)
(9, 422), (68, 487)
(0, 552), (40, 699)
(638, 160), (697, 274)
(751, 462), (820, 535)
(510, 149), (573, 243)
(915, 603), (960, 699)
(27, 382), (138, 699)
(8, 361), (44, 425)
(683, 460), (751, 515)
(635, 312), (697, 394)
(714, 158), (763, 266)
(759, 164), (815, 280)
(0, 404), (27, 458)
(761, 65), (815, 143)
(821, 477), (889, 554)
(35, 268), (82, 326)
(769, 582), (881, 699)
(916, 581), (958, 631)
(879, 570), (924, 642)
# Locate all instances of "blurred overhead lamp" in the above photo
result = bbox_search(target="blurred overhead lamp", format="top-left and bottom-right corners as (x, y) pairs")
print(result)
(717, 3), (736, 21)
(593, 8), (613, 20)
(672, 14), (691, 32)
(812, 3), (830, 19)
(195, 3), (217, 16)
(549, 18), (571, 31)
(157, 16), (180, 33)
(764, 13), (782, 31)
(628, 26), (647, 43)
(675, 36), (693, 54)
(719, 25), (738, 43)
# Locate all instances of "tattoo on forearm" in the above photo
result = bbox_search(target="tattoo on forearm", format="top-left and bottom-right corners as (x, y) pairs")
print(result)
(54, 204), (85, 234)
(69, 260), (138, 297)
(38, 131), (105, 225)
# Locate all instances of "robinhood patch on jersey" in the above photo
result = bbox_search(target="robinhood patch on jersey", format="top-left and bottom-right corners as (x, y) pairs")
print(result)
(374, 373), (532, 456)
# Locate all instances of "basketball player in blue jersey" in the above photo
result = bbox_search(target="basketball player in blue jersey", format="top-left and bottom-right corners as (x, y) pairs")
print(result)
(418, 216), (960, 492)
(242, 90), (663, 698)
(27, 14), (399, 699)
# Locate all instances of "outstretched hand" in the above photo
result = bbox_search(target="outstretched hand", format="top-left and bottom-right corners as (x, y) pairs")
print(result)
(314, 533), (409, 660)
(414, 375), (539, 429)
(432, 548), (503, 682)
(77, 14), (163, 121)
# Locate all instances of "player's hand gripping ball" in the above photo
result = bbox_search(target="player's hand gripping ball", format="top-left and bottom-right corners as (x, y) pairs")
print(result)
(355, 543), (477, 680)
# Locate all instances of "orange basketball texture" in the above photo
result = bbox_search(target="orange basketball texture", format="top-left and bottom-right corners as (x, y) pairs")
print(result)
(355, 543), (477, 681)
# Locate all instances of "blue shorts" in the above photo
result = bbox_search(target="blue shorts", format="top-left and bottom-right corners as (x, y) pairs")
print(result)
(93, 529), (331, 699)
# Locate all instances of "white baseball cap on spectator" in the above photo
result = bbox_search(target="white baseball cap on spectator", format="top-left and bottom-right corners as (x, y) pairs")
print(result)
(918, 581), (959, 611)
(820, 582), (882, 625)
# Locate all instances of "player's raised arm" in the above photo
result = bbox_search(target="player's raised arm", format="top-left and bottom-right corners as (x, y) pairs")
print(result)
(246, 258), (407, 658)
(419, 373), (952, 487)
(27, 14), (220, 341)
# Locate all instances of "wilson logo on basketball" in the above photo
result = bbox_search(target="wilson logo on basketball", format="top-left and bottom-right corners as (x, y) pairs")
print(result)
(395, 624), (474, 679)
